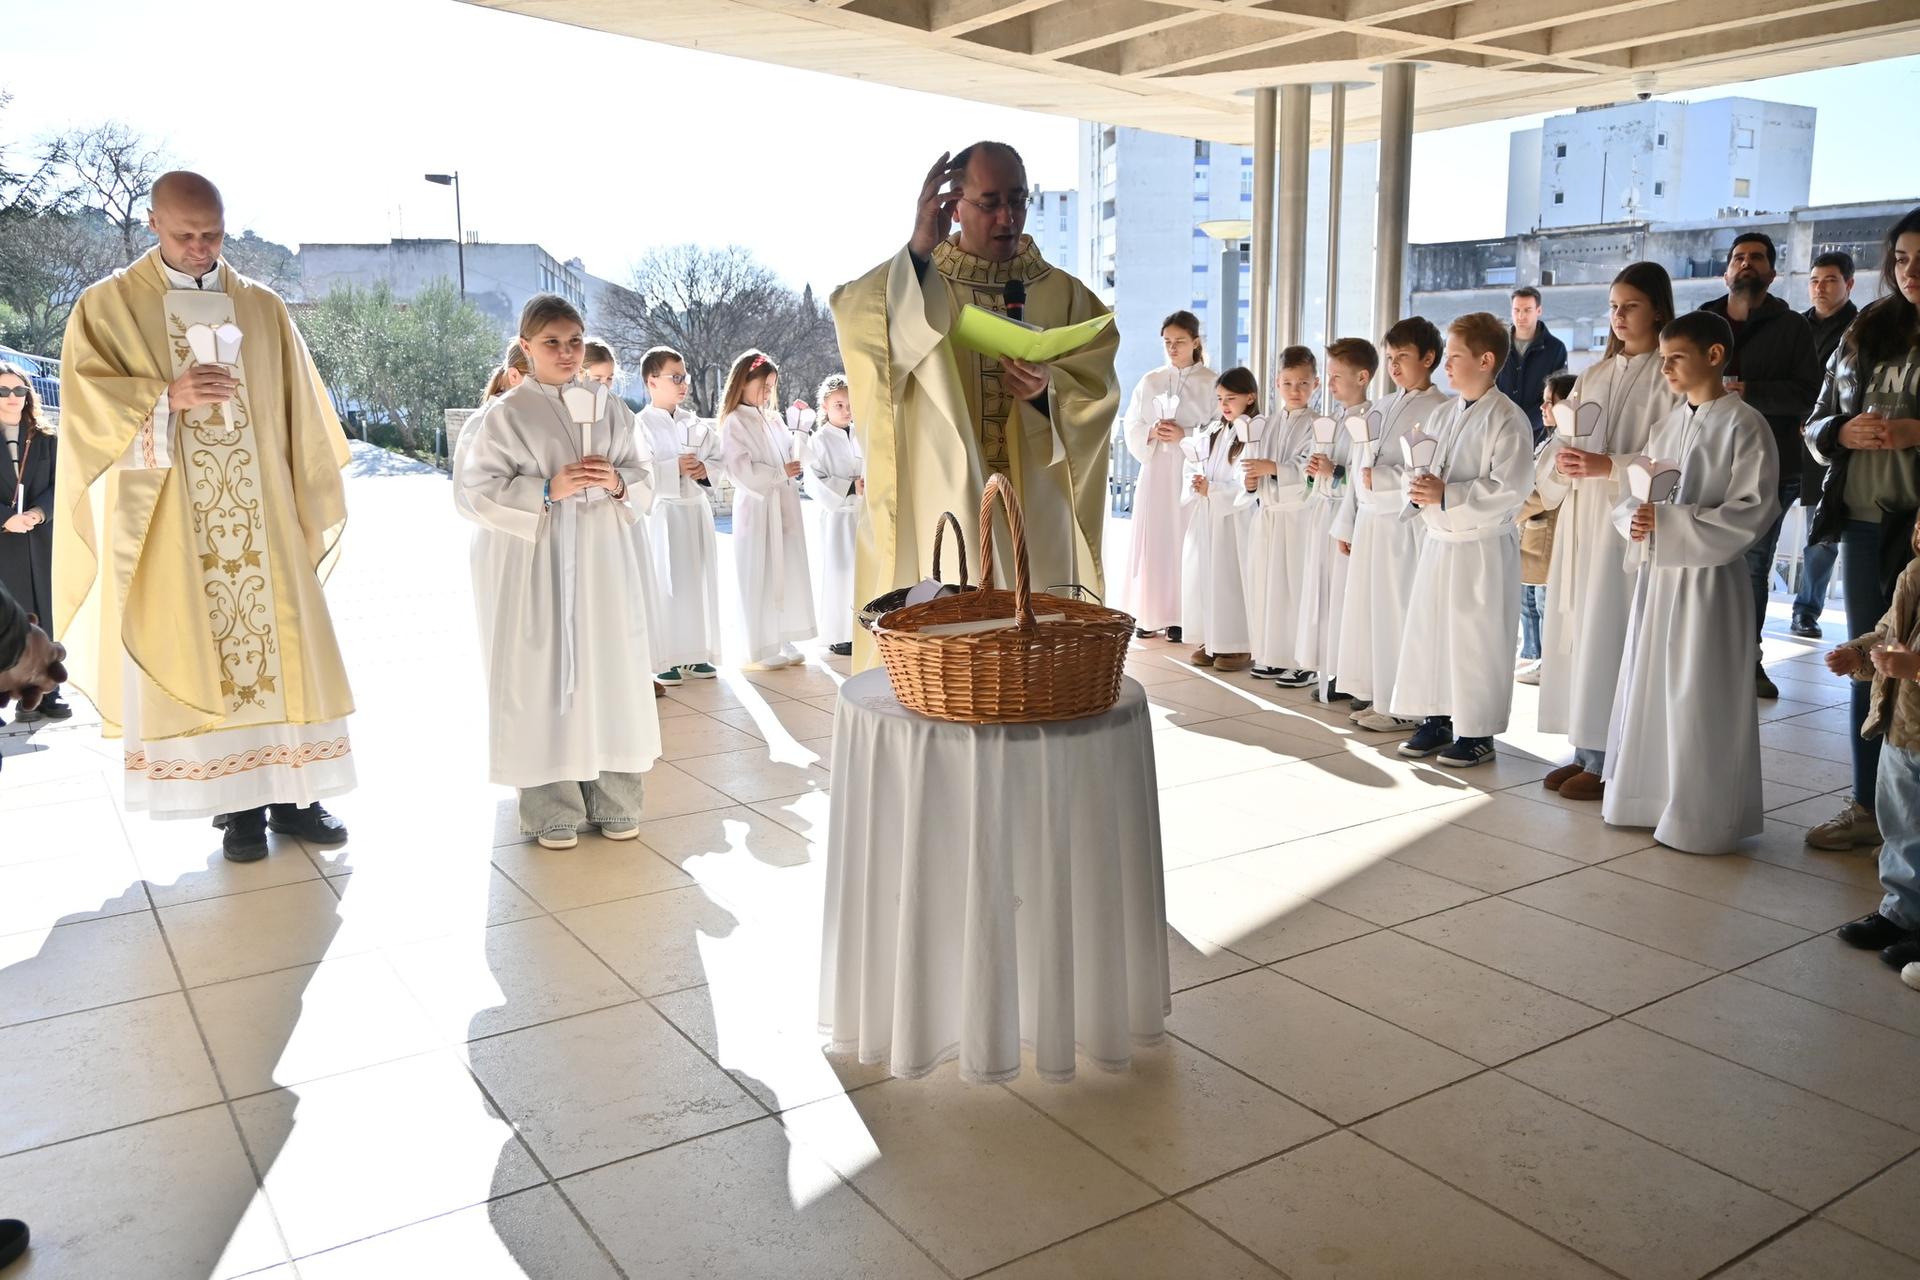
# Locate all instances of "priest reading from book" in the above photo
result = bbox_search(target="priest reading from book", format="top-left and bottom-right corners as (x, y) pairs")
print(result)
(830, 141), (1119, 668)
(55, 171), (356, 864)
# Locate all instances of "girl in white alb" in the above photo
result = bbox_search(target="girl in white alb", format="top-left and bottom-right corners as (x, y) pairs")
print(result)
(1179, 367), (1262, 670)
(1535, 264), (1682, 802)
(1120, 311), (1215, 640)
(719, 349), (816, 669)
(807, 373), (865, 655)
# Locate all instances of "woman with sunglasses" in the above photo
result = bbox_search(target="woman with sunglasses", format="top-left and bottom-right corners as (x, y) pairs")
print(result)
(0, 365), (67, 721)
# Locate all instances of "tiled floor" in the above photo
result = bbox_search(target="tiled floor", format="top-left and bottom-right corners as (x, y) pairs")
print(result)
(2, 468), (1917, 1279)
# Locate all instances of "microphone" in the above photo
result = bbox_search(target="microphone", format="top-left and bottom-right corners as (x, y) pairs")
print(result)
(1004, 279), (1026, 325)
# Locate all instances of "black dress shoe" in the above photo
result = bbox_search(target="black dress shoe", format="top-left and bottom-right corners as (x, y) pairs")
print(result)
(1166, 626), (1183, 644)
(216, 807), (269, 863)
(1882, 937), (1920, 970)
(267, 803), (349, 847)
(32, 693), (71, 721)
(1837, 912), (1912, 951)
(1789, 618), (1822, 639)
(828, 642), (853, 656)
(0, 1218), (28, 1269)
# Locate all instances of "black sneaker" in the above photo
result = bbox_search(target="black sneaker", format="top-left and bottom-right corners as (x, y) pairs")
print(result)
(1882, 937), (1920, 970)
(1311, 684), (1353, 704)
(216, 807), (269, 863)
(1250, 666), (1284, 680)
(1837, 912), (1913, 951)
(1789, 617), (1822, 639)
(1166, 626), (1183, 644)
(0, 1218), (28, 1269)
(267, 803), (349, 847)
(1398, 717), (1455, 758)
(1271, 668), (1317, 688)
(1755, 662), (1779, 700)
(828, 642), (853, 656)
(33, 692), (72, 721)
(1437, 736), (1497, 768)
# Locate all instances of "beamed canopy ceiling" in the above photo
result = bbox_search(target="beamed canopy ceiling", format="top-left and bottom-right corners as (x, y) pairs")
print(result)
(461, 0), (1920, 144)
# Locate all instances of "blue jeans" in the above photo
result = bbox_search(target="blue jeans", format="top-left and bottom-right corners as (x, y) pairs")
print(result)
(1843, 520), (1890, 812)
(1743, 475), (1801, 646)
(1519, 584), (1546, 661)
(1576, 746), (1605, 775)
(1793, 537), (1840, 626)
(1876, 744), (1920, 930)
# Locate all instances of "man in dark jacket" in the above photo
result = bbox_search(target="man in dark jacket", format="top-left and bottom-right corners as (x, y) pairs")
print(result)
(1697, 232), (1823, 697)
(1495, 285), (1567, 442)
(1790, 251), (1859, 637)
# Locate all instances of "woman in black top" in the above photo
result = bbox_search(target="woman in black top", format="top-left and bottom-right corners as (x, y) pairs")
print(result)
(0, 364), (65, 721)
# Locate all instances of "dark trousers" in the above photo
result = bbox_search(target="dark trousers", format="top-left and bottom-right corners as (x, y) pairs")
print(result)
(1843, 520), (1890, 811)
(1743, 475), (1801, 648)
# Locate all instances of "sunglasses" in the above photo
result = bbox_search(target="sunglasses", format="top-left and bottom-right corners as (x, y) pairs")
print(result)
(0, 387), (29, 399)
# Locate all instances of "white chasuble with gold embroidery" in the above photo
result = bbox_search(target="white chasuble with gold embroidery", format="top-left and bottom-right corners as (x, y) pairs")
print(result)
(56, 252), (356, 818)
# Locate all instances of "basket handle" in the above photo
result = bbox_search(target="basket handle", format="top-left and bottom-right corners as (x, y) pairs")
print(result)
(929, 510), (970, 588)
(976, 474), (1036, 629)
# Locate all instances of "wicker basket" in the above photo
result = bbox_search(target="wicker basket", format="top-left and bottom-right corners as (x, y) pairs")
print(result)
(856, 510), (977, 632)
(872, 474), (1135, 723)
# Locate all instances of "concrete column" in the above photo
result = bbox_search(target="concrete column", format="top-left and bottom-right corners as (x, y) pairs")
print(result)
(1324, 83), (1346, 356)
(1275, 83), (1311, 353)
(1250, 88), (1278, 393)
(1371, 61), (1416, 395)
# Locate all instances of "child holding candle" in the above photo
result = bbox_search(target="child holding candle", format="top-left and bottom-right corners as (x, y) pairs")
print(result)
(1603, 310), (1778, 851)
(454, 294), (660, 848)
(1179, 367), (1261, 672)
(720, 349), (816, 670)
(636, 345), (724, 682)
(1242, 347), (1321, 686)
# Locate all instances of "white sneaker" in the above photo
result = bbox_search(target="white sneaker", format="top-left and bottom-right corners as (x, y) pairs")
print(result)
(1515, 660), (1542, 686)
(536, 830), (579, 850)
(778, 644), (805, 667)
(598, 824), (640, 842)
(1904, 961), (1920, 992)
(1356, 710), (1417, 732)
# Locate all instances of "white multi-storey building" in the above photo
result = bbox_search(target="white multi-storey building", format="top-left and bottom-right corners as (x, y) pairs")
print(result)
(1507, 97), (1815, 235)
(1077, 122), (1379, 412)
(1030, 190), (1081, 277)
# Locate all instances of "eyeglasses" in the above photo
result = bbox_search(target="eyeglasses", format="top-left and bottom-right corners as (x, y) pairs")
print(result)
(959, 191), (1035, 217)
(665, 373), (692, 385)
(0, 387), (29, 399)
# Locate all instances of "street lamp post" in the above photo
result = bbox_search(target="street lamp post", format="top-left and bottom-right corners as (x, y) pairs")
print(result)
(424, 172), (465, 299)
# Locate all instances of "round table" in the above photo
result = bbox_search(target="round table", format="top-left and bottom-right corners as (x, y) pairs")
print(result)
(817, 667), (1170, 1083)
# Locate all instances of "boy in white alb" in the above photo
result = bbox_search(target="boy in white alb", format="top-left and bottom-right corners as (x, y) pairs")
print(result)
(1179, 366), (1262, 671)
(1242, 347), (1322, 687)
(634, 346), (724, 682)
(1337, 317), (1451, 732)
(1390, 312), (1535, 768)
(1297, 337), (1373, 705)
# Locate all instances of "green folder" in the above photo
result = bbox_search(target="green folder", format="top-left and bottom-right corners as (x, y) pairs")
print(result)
(951, 305), (1114, 363)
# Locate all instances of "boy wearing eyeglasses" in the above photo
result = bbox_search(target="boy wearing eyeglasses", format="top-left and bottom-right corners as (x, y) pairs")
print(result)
(635, 346), (724, 683)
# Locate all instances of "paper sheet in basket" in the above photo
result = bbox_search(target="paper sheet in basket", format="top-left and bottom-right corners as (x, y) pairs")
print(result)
(952, 306), (1115, 364)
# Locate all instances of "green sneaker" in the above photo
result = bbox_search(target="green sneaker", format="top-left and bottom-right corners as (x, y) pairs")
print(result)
(680, 664), (718, 680)
(656, 668), (684, 685)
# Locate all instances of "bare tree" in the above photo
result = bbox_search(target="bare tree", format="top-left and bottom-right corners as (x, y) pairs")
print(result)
(600, 244), (836, 416)
(0, 207), (125, 354)
(0, 92), (64, 216)
(51, 122), (167, 257)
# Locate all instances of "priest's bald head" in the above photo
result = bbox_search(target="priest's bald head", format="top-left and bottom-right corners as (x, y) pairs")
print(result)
(148, 170), (226, 277)
(953, 141), (1029, 263)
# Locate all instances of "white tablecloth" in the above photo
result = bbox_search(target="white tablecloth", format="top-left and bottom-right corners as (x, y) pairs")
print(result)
(818, 668), (1170, 1083)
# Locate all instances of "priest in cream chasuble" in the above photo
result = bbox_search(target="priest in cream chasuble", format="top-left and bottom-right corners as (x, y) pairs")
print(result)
(55, 173), (356, 846)
(830, 142), (1120, 670)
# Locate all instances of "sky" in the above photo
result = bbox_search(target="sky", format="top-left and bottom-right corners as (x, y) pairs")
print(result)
(5, 0), (1916, 294)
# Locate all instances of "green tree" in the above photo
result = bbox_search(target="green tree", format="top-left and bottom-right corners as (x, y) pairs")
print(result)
(301, 279), (500, 458)
(0, 206), (124, 354)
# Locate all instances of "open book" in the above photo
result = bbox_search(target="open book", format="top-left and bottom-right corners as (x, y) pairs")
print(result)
(952, 306), (1114, 364)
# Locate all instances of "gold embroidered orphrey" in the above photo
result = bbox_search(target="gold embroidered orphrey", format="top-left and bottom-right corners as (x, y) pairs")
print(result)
(929, 237), (1053, 477)
(163, 289), (285, 726)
